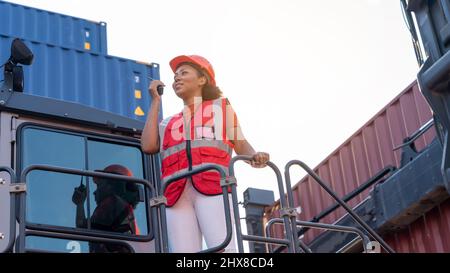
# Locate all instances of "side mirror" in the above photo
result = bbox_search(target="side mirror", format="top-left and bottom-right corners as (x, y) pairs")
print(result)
(1, 39), (34, 95)
(12, 66), (24, 92)
(10, 38), (34, 66)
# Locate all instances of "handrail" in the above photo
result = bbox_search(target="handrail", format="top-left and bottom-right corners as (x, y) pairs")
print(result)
(229, 155), (311, 253)
(272, 165), (394, 253)
(295, 166), (395, 240)
(18, 164), (157, 253)
(25, 229), (135, 253)
(20, 164), (156, 193)
(159, 164), (232, 253)
(0, 166), (17, 253)
(284, 160), (395, 253)
(266, 218), (372, 253)
(393, 118), (434, 151)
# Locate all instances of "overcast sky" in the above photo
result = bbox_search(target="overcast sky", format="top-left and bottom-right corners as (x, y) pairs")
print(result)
(7, 0), (419, 203)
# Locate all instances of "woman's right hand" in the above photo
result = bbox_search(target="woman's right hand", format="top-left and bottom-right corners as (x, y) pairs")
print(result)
(72, 184), (87, 205)
(148, 80), (165, 101)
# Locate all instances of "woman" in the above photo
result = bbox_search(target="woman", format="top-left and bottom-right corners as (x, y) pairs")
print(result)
(141, 55), (270, 253)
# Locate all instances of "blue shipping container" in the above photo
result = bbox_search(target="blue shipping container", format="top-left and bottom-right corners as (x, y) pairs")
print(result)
(0, 34), (161, 122)
(0, 0), (107, 54)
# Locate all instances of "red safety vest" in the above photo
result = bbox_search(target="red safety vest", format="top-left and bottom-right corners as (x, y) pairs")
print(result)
(159, 97), (235, 207)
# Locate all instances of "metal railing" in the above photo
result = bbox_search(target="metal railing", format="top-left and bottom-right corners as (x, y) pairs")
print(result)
(271, 165), (395, 253)
(266, 218), (372, 253)
(283, 160), (395, 253)
(393, 118), (434, 151)
(25, 229), (135, 253)
(8, 157), (396, 254)
(228, 155), (311, 253)
(157, 164), (233, 253)
(17, 164), (158, 253)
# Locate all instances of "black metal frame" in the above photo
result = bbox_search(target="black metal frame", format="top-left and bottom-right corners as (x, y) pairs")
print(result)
(9, 125), (234, 253)
(8, 157), (397, 253)
(283, 160), (395, 253)
(267, 162), (393, 253)
(265, 218), (371, 253)
(228, 156), (311, 253)
(303, 137), (447, 252)
(293, 166), (395, 242)
(393, 118), (434, 152)
(400, 0), (425, 66)
(16, 123), (147, 169)
(24, 230), (135, 253)
(403, 0), (450, 192)
(17, 165), (157, 253)
(157, 164), (232, 253)
(0, 166), (17, 253)
(15, 122), (156, 240)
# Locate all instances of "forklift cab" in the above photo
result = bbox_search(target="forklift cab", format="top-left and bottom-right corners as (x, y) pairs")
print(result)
(0, 98), (160, 253)
(0, 43), (160, 253)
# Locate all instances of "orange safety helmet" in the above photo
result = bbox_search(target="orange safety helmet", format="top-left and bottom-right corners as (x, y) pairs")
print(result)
(94, 164), (139, 205)
(170, 55), (216, 87)
(95, 164), (133, 178)
(91, 164), (141, 236)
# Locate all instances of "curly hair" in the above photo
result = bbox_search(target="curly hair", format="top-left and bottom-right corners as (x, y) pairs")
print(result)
(202, 84), (223, 101)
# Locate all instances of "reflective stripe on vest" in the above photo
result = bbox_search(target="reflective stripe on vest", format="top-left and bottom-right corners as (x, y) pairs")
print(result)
(159, 116), (173, 152)
(159, 98), (234, 205)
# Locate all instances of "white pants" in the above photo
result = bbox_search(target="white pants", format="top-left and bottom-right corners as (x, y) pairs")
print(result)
(166, 179), (237, 253)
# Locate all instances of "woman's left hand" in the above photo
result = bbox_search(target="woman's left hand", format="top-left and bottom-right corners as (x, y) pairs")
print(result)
(250, 152), (270, 168)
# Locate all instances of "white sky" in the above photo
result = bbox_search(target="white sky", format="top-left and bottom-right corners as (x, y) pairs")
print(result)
(7, 0), (419, 204)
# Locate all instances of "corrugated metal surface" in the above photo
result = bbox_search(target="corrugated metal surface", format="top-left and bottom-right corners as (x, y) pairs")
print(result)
(0, 34), (159, 122)
(265, 81), (438, 246)
(383, 198), (450, 252)
(0, 0), (107, 54)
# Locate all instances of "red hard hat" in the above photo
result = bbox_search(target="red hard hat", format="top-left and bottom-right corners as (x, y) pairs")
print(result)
(93, 164), (140, 207)
(170, 55), (216, 87)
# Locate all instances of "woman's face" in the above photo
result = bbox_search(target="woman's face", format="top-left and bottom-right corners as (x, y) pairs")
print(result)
(94, 181), (112, 204)
(172, 64), (206, 100)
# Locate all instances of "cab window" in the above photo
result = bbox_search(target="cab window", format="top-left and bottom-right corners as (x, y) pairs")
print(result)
(19, 125), (151, 252)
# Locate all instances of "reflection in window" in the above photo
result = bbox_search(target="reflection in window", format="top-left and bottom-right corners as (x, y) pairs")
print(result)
(73, 173), (143, 236)
(21, 127), (149, 252)
(87, 140), (147, 235)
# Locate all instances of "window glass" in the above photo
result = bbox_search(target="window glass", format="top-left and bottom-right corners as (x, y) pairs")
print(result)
(21, 126), (149, 250)
(87, 140), (148, 235)
(26, 236), (132, 253)
(22, 128), (85, 227)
